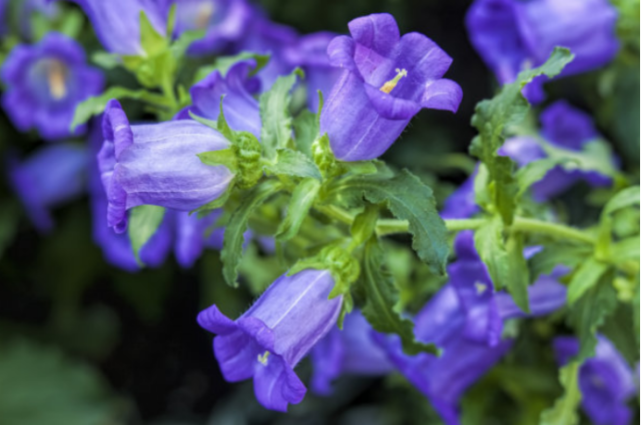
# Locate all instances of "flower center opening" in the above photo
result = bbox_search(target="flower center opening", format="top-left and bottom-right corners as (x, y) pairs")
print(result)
(380, 68), (408, 94)
(47, 60), (67, 100)
(475, 282), (488, 295)
(195, 3), (215, 29)
(257, 351), (270, 366)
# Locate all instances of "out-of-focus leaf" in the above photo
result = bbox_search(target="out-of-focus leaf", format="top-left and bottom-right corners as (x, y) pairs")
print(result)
(539, 362), (582, 425)
(0, 340), (124, 425)
(567, 257), (609, 305)
(128, 205), (166, 264)
(276, 178), (320, 241)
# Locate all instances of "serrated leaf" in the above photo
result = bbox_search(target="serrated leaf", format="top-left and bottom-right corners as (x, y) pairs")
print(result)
(506, 232), (530, 312)
(264, 148), (321, 180)
(222, 180), (283, 287)
(567, 271), (618, 361)
(470, 47), (573, 224)
(516, 157), (566, 198)
(194, 52), (270, 83)
(362, 239), (439, 356)
(292, 109), (317, 158)
(259, 68), (304, 159)
(337, 169), (448, 274)
(276, 178), (320, 241)
(128, 205), (165, 264)
(539, 362), (582, 425)
(0, 340), (120, 425)
(567, 257), (609, 305)
(71, 87), (170, 130)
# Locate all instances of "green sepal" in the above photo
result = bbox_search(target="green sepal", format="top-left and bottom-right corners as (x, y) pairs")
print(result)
(71, 87), (171, 131)
(193, 52), (270, 84)
(470, 47), (573, 224)
(361, 238), (439, 356)
(259, 68), (305, 159)
(350, 204), (379, 249)
(539, 362), (582, 425)
(276, 178), (321, 241)
(128, 205), (166, 265)
(197, 149), (239, 173)
(189, 188), (232, 215)
(288, 244), (360, 300)
(138, 10), (168, 56)
(567, 270), (618, 361)
(221, 180), (283, 287)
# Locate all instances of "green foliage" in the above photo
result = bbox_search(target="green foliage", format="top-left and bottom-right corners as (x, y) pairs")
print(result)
(567, 257), (609, 305)
(127, 205), (166, 265)
(338, 169), (449, 274)
(515, 157), (566, 199)
(539, 362), (582, 425)
(361, 239), (438, 355)
(222, 180), (283, 287)
(529, 244), (593, 281)
(567, 271), (618, 361)
(293, 109), (318, 158)
(264, 148), (322, 180)
(71, 87), (171, 130)
(470, 47), (573, 224)
(259, 68), (305, 159)
(0, 340), (122, 425)
(193, 52), (270, 83)
(276, 178), (321, 241)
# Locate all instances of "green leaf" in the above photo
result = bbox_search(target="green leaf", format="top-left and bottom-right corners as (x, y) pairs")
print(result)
(634, 279), (640, 347)
(516, 157), (566, 199)
(222, 180), (283, 287)
(361, 239), (439, 355)
(610, 236), (641, 264)
(602, 185), (640, 217)
(543, 139), (624, 183)
(128, 205), (165, 264)
(529, 244), (593, 281)
(194, 52), (270, 83)
(505, 232), (530, 312)
(71, 87), (170, 130)
(539, 362), (582, 425)
(292, 109), (318, 158)
(470, 47), (573, 224)
(350, 204), (379, 248)
(567, 257), (610, 305)
(567, 271), (618, 361)
(91, 52), (121, 70)
(264, 148), (322, 180)
(0, 340), (121, 425)
(259, 68), (304, 159)
(139, 10), (168, 56)
(276, 178), (321, 241)
(474, 216), (511, 291)
(337, 169), (449, 274)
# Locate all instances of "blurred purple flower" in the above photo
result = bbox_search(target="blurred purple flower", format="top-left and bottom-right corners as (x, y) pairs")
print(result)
(234, 14), (297, 90)
(177, 59), (262, 137)
(88, 125), (172, 271)
(173, 209), (221, 268)
(8, 143), (87, 233)
(1, 32), (103, 141)
(319, 13), (462, 161)
(441, 172), (479, 219)
(500, 101), (616, 200)
(198, 269), (342, 411)
(173, 0), (252, 54)
(466, 0), (619, 103)
(98, 99), (234, 234)
(373, 231), (566, 425)
(311, 309), (393, 395)
(283, 31), (342, 112)
(51, 0), (169, 55)
(554, 336), (637, 425)
(449, 231), (567, 346)
(19, 0), (60, 40)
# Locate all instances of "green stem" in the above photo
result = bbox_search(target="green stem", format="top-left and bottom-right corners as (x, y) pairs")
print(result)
(376, 218), (485, 236)
(511, 217), (595, 245)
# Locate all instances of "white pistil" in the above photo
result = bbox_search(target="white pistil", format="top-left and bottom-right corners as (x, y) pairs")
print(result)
(380, 68), (408, 94)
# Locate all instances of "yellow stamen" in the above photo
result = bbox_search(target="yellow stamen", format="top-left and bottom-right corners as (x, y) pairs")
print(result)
(257, 351), (270, 366)
(195, 3), (215, 29)
(48, 60), (67, 100)
(379, 68), (408, 94)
